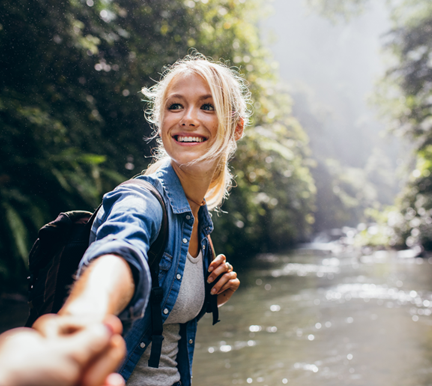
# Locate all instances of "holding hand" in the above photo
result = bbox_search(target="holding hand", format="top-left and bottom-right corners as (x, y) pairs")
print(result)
(0, 315), (126, 386)
(207, 254), (240, 307)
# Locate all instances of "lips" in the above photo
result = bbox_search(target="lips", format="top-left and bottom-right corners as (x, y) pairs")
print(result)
(173, 135), (207, 143)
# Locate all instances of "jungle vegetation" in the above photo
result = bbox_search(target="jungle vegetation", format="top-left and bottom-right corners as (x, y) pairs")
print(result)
(309, 0), (432, 249)
(0, 0), (316, 293)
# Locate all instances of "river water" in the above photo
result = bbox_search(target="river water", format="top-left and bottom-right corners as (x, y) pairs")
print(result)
(193, 247), (432, 386)
(2, 247), (432, 386)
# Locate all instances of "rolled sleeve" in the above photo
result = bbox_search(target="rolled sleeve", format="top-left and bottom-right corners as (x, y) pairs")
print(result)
(77, 182), (164, 322)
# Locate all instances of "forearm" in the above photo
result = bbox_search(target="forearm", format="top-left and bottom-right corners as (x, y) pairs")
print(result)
(60, 254), (135, 320)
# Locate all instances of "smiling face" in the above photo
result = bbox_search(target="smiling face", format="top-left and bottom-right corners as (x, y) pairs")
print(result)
(160, 72), (219, 168)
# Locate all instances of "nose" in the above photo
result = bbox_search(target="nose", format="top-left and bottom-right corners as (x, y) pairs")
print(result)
(181, 107), (199, 127)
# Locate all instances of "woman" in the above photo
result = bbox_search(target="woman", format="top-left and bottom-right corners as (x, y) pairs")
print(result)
(36, 54), (250, 386)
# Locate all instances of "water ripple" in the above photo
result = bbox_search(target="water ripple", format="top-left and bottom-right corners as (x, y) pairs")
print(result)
(272, 262), (340, 277)
(325, 284), (432, 311)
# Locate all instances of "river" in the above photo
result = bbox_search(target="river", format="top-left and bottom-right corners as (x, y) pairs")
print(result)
(193, 247), (432, 386)
(2, 247), (432, 385)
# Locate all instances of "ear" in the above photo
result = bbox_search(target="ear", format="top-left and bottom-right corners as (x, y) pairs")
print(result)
(234, 118), (244, 141)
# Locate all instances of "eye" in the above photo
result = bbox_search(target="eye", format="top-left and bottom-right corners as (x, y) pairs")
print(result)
(168, 103), (183, 110)
(201, 103), (215, 111)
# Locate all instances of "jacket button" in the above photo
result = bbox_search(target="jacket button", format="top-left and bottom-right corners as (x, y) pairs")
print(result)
(140, 342), (145, 348)
(189, 339), (193, 344)
(202, 244), (206, 250)
(177, 274), (181, 280)
(182, 238), (188, 244)
(186, 215), (191, 220)
(163, 308), (169, 315)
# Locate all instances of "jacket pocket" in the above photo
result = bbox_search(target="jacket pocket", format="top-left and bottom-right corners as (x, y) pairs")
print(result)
(157, 252), (173, 285)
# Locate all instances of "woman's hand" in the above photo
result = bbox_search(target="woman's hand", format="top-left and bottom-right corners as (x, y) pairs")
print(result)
(207, 254), (240, 307)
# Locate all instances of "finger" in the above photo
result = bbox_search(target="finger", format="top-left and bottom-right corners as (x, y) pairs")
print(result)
(208, 255), (226, 274)
(0, 328), (42, 354)
(207, 261), (233, 284)
(210, 272), (237, 294)
(33, 314), (91, 338)
(32, 314), (68, 338)
(103, 373), (125, 386)
(32, 313), (56, 333)
(208, 254), (226, 273)
(62, 324), (112, 368)
(81, 334), (126, 386)
(103, 315), (123, 336)
(217, 278), (240, 307)
(217, 277), (240, 295)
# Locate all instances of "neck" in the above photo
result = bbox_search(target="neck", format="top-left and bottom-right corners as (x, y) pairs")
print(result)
(186, 195), (206, 207)
(171, 160), (216, 216)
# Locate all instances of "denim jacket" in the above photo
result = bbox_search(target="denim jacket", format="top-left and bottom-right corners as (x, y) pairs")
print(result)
(78, 161), (215, 385)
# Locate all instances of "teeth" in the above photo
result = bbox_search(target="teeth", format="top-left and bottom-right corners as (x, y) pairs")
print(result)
(177, 136), (204, 143)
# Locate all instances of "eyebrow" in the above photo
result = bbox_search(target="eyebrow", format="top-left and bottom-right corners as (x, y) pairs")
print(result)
(168, 93), (213, 100)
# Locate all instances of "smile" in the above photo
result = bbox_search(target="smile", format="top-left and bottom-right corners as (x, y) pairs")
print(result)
(175, 136), (206, 143)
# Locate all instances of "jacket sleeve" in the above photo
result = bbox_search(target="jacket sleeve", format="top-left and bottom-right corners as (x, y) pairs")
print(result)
(77, 182), (164, 322)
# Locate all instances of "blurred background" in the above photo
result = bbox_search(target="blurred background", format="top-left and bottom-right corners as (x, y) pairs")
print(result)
(2, 0), (432, 384)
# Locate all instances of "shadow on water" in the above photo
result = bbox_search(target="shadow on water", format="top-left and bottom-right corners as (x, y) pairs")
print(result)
(2, 248), (432, 385)
(193, 248), (432, 386)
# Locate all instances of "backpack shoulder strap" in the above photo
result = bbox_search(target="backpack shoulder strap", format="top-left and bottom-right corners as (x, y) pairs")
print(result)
(206, 235), (220, 325)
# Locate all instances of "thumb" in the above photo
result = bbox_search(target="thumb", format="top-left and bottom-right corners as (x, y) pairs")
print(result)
(81, 335), (126, 386)
(61, 323), (112, 367)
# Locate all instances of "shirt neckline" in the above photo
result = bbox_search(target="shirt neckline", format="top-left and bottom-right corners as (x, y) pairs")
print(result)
(187, 249), (202, 264)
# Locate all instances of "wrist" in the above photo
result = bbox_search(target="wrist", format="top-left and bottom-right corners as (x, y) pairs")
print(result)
(59, 296), (109, 321)
(61, 254), (134, 319)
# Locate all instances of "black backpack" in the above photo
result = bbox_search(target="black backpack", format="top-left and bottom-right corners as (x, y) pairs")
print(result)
(25, 179), (168, 367)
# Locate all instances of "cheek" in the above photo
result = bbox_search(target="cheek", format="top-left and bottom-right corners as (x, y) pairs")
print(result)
(207, 116), (219, 135)
(159, 117), (172, 137)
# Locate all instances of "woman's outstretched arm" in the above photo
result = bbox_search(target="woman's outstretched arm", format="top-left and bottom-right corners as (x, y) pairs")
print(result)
(33, 254), (135, 337)
(60, 254), (135, 320)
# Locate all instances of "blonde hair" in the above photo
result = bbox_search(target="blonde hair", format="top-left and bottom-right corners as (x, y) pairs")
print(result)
(142, 53), (251, 210)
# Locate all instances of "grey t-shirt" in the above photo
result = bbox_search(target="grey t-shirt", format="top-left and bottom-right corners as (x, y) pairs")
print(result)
(127, 250), (205, 386)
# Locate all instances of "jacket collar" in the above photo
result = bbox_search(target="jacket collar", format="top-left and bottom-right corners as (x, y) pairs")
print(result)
(156, 161), (214, 233)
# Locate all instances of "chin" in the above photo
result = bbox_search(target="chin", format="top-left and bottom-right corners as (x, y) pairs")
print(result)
(171, 156), (218, 172)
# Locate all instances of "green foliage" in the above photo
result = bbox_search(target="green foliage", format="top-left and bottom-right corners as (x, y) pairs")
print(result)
(342, 0), (432, 249)
(214, 121), (316, 256)
(312, 159), (379, 229)
(291, 87), (398, 232)
(0, 0), (315, 291)
(353, 207), (403, 248)
(372, 1), (432, 249)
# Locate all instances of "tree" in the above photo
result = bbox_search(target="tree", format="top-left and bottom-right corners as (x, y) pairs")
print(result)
(373, 0), (432, 248)
(0, 0), (315, 292)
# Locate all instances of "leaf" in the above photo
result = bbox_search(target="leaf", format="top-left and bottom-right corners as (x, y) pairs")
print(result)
(79, 154), (107, 165)
(52, 168), (73, 192)
(4, 203), (29, 264)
